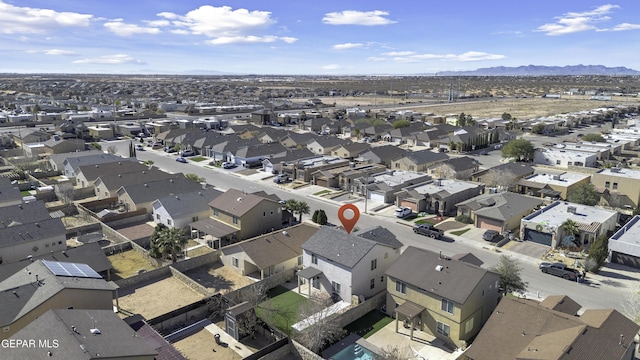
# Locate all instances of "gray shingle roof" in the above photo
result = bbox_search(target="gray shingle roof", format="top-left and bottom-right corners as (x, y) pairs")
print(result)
(120, 177), (203, 205)
(95, 168), (179, 192)
(154, 188), (222, 218)
(64, 153), (129, 172)
(77, 160), (149, 183)
(0, 200), (51, 228)
(209, 189), (279, 217)
(0, 217), (66, 249)
(403, 149), (448, 165)
(385, 246), (496, 304)
(354, 226), (404, 249)
(302, 226), (402, 269)
(456, 192), (543, 221)
(6, 309), (158, 360)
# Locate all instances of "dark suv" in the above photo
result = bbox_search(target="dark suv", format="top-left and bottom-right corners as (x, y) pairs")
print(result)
(482, 230), (502, 242)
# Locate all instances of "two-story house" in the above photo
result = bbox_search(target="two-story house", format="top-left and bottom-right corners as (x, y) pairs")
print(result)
(152, 188), (222, 229)
(385, 247), (501, 347)
(298, 226), (403, 304)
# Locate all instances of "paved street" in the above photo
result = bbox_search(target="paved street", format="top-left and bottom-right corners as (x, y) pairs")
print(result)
(107, 138), (639, 316)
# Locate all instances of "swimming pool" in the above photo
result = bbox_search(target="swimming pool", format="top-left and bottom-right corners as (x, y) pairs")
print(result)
(329, 343), (375, 360)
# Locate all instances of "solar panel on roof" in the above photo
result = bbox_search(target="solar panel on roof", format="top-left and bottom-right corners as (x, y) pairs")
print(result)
(42, 260), (102, 279)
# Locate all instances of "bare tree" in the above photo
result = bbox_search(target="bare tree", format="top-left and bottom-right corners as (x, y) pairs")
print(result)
(374, 345), (411, 360)
(481, 169), (516, 191)
(293, 293), (345, 354)
(107, 145), (118, 154)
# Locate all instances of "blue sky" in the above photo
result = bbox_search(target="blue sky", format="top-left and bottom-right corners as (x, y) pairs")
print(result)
(1, 1), (639, 74)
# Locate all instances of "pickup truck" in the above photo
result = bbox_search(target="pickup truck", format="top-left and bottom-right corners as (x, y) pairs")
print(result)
(413, 224), (444, 239)
(539, 262), (579, 280)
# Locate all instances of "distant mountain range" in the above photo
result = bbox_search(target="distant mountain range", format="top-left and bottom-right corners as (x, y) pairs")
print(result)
(435, 65), (640, 76)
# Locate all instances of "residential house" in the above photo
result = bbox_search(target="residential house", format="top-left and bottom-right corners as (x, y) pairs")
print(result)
(279, 132), (316, 149)
(456, 192), (543, 233)
(306, 137), (351, 155)
(87, 123), (114, 139)
(152, 188), (222, 229)
(75, 160), (149, 188)
(392, 150), (449, 172)
(0, 214), (66, 265)
(356, 145), (409, 168)
(62, 153), (130, 179)
(116, 177), (203, 213)
(608, 215), (640, 269)
(311, 163), (387, 190)
(6, 309), (159, 360)
(12, 130), (50, 147)
(191, 189), (284, 248)
(520, 200), (618, 248)
(41, 137), (85, 154)
(234, 142), (288, 168)
(533, 148), (598, 168)
(283, 156), (349, 183)
(406, 127), (448, 149)
(300, 117), (334, 132)
(298, 226), (403, 303)
(94, 168), (178, 199)
(592, 167), (640, 208)
(461, 296), (640, 360)
(0, 177), (21, 206)
(220, 223), (320, 279)
(386, 247), (501, 346)
(261, 148), (314, 175)
(396, 179), (484, 215)
(428, 157), (479, 180)
(517, 172), (591, 200)
(385, 124), (426, 144)
(358, 170), (432, 204)
(471, 163), (534, 191)
(0, 259), (117, 340)
(330, 142), (371, 160)
(362, 124), (394, 141)
(46, 150), (105, 172)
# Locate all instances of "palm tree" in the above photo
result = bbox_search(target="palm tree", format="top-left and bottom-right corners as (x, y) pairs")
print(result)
(284, 200), (311, 223)
(561, 219), (580, 245)
(149, 226), (188, 263)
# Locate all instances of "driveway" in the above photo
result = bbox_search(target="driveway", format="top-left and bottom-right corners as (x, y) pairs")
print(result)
(504, 240), (549, 260)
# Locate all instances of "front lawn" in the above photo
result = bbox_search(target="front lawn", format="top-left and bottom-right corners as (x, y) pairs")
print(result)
(415, 218), (436, 225)
(451, 228), (470, 236)
(344, 310), (393, 338)
(190, 156), (207, 162)
(256, 286), (307, 335)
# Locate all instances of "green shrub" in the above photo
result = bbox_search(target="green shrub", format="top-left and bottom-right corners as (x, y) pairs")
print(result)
(455, 215), (473, 224)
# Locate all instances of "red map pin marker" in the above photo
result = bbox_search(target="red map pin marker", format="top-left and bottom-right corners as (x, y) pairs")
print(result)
(338, 204), (360, 234)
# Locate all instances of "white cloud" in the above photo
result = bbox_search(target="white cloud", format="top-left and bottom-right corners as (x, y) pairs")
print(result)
(27, 49), (77, 56)
(373, 51), (505, 63)
(611, 23), (640, 31)
(323, 10), (396, 26)
(333, 43), (363, 50)
(104, 20), (161, 36)
(207, 35), (297, 45)
(535, 4), (620, 35)
(0, 0), (92, 34)
(321, 64), (342, 70)
(72, 54), (144, 65)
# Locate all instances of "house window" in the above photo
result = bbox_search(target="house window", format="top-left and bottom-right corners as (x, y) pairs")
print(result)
(395, 163), (400, 169)
(409, 165), (415, 171)
(384, 252), (388, 259)
(232, 257), (239, 267)
(311, 254), (317, 265)
(482, 289), (485, 297)
(297, 256), (302, 266)
(331, 281), (341, 294)
(465, 318), (475, 334)
(167, 219), (172, 226)
(381, 276), (384, 282)
(214, 209), (219, 216)
(436, 321), (450, 337)
(156, 214), (160, 221)
(605, 181), (610, 188)
(567, 162), (572, 166)
(396, 281), (407, 294)
(192, 216), (199, 222)
(371, 259), (377, 271)
(613, 182), (618, 190)
(370, 278), (375, 289)
(556, 160), (561, 165)
(441, 298), (454, 314)
(232, 216), (238, 224)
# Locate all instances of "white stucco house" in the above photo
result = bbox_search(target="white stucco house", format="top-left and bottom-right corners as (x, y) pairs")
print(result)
(152, 188), (223, 229)
(297, 226), (403, 304)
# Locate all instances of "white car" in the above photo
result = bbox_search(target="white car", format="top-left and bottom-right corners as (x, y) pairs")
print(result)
(394, 207), (412, 218)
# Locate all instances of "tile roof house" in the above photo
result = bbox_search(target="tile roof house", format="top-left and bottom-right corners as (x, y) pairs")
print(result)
(190, 189), (285, 248)
(298, 226), (403, 304)
(428, 156), (479, 180)
(6, 309), (158, 360)
(220, 223), (320, 280)
(0, 259), (117, 340)
(456, 192), (543, 233)
(385, 247), (501, 347)
(461, 296), (640, 360)
(392, 149), (449, 172)
(152, 187), (223, 230)
(116, 177), (204, 213)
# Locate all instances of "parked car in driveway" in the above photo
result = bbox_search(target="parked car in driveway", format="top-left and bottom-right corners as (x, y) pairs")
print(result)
(482, 230), (502, 243)
(273, 174), (289, 183)
(180, 149), (195, 157)
(539, 262), (579, 280)
(222, 162), (236, 169)
(413, 224), (444, 239)
(175, 157), (187, 163)
(394, 206), (412, 218)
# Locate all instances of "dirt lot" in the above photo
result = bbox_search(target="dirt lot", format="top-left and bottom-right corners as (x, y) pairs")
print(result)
(117, 276), (205, 319)
(183, 262), (255, 294)
(318, 96), (638, 120)
(108, 249), (161, 279)
(173, 328), (241, 360)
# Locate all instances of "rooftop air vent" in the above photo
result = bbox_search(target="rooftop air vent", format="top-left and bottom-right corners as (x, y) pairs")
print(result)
(435, 265), (444, 271)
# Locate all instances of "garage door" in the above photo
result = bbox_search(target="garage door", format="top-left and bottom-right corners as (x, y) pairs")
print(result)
(523, 228), (552, 246)
(370, 192), (386, 203)
(476, 216), (502, 232)
(399, 200), (418, 212)
(611, 251), (640, 269)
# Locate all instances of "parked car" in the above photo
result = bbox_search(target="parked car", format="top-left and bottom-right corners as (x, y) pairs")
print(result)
(482, 230), (502, 243)
(135, 144), (145, 151)
(539, 262), (579, 280)
(180, 149), (196, 157)
(222, 162), (236, 169)
(164, 146), (177, 153)
(151, 143), (163, 149)
(394, 207), (412, 218)
(273, 174), (289, 183)
(175, 157), (187, 163)
(413, 224), (444, 239)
